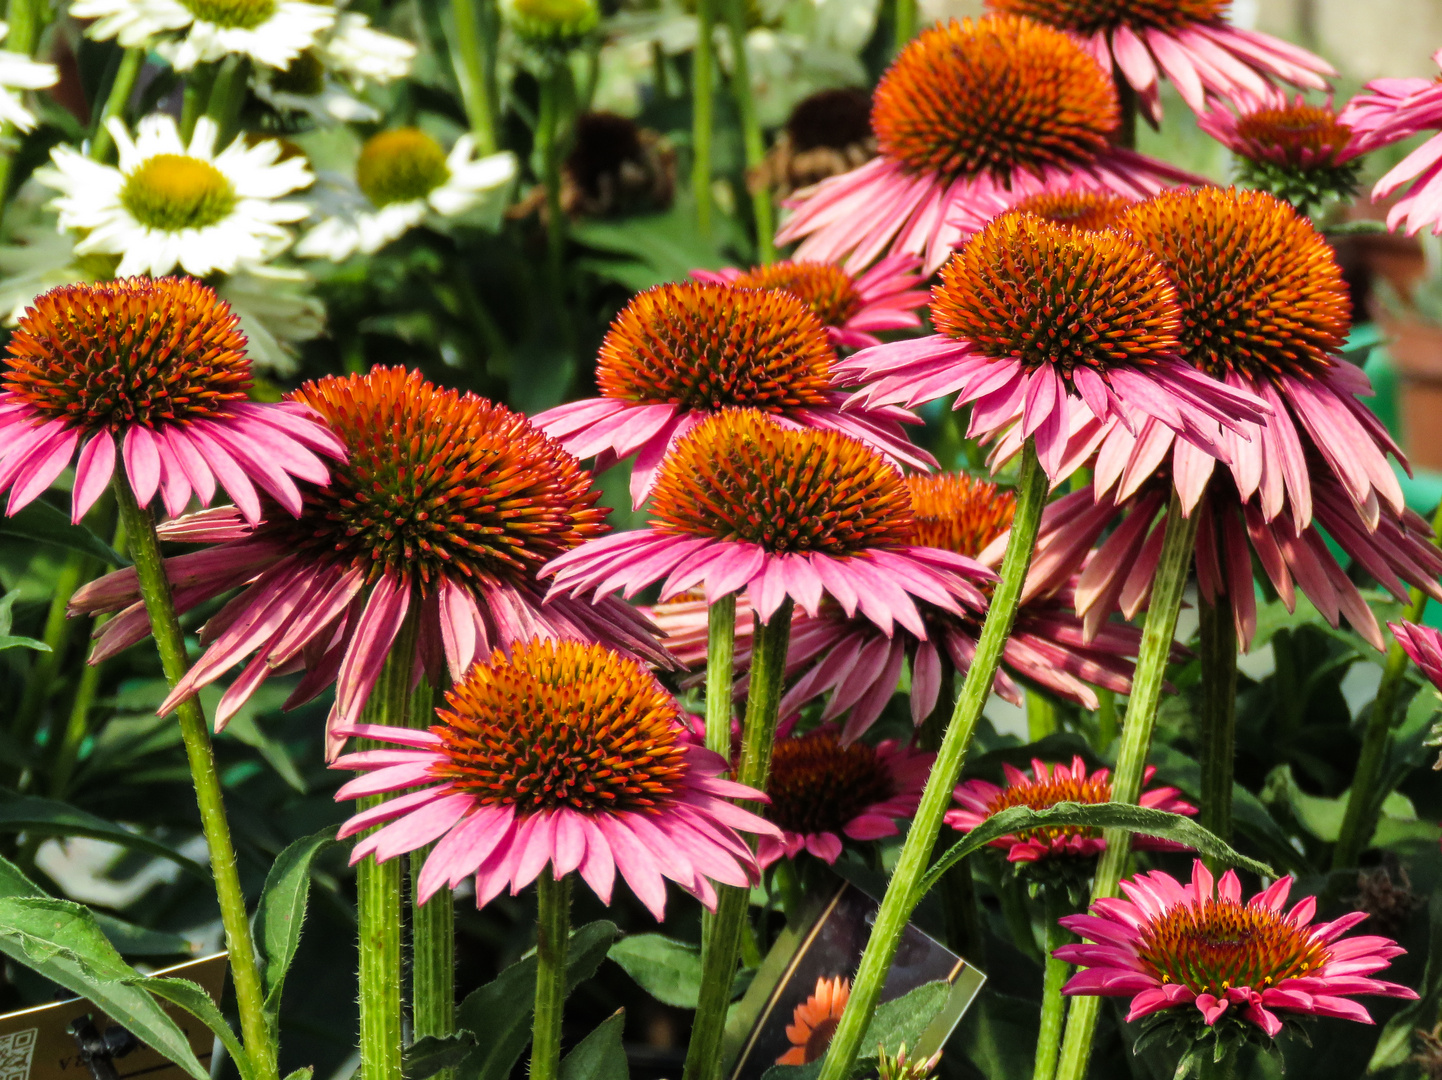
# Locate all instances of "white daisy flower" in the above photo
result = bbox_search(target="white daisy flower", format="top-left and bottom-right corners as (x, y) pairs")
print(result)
(0, 22), (58, 132)
(38, 112), (313, 278)
(252, 11), (414, 124)
(296, 128), (516, 261)
(71, 0), (334, 71)
(320, 11), (414, 85)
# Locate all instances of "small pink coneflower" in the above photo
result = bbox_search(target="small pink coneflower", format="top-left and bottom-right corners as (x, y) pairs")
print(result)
(532, 281), (933, 509)
(1339, 53), (1442, 235)
(837, 208), (1267, 486)
(753, 724), (931, 867)
(690, 256), (929, 352)
(545, 410), (991, 634)
(1056, 860), (1417, 1038)
(333, 639), (777, 918)
(1391, 620), (1442, 688)
(0, 277), (343, 524)
(72, 367), (666, 753)
(775, 15), (1202, 274)
(946, 756), (1195, 864)
(988, 0), (1333, 123)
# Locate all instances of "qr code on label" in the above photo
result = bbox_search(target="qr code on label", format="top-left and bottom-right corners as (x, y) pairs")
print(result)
(0, 1028), (36, 1080)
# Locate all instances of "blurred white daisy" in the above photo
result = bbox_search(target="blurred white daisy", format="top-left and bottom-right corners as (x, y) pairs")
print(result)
(0, 21), (58, 132)
(321, 11), (414, 85)
(71, 0), (334, 70)
(296, 127), (515, 260)
(253, 11), (414, 123)
(38, 113), (313, 277)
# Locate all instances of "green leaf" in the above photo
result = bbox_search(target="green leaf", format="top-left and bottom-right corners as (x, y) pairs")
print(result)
(140, 976), (254, 1080)
(431, 920), (620, 1080)
(253, 826), (337, 1032)
(1368, 891), (1442, 1072)
(0, 498), (126, 565)
(920, 802), (1272, 896)
(0, 895), (209, 1080)
(404, 1034), (477, 1080)
(92, 913), (192, 957)
(0, 787), (208, 877)
(864, 981), (951, 1058)
(608, 934), (703, 1008)
(0, 591), (47, 652)
(222, 709), (308, 793)
(283, 1069), (315, 1080)
(560, 1010), (628, 1080)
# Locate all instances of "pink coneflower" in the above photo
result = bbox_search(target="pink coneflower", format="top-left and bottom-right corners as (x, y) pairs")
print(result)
(837, 208), (1267, 485)
(775, 15), (1202, 274)
(989, 0), (1333, 124)
(1055, 860), (1417, 1037)
(71, 367), (666, 752)
(532, 281), (933, 509)
(0, 277), (343, 524)
(1391, 620), (1442, 689)
(946, 756), (1195, 864)
(332, 639), (777, 918)
(690, 256), (928, 352)
(1339, 53), (1442, 235)
(655, 473), (1147, 741)
(545, 410), (991, 633)
(753, 724), (931, 867)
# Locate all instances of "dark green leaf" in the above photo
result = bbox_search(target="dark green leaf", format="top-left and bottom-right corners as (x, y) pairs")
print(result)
(560, 1010), (628, 1080)
(92, 914), (192, 957)
(0, 499), (126, 564)
(254, 826), (337, 1032)
(608, 934), (703, 1008)
(864, 981), (951, 1058)
(405, 1034), (478, 1080)
(1368, 891), (1442, 1071)
(0, 788), (208, 877)
(140, 976), (254, 1080)
(920, 802), (1272, 896)
(0, 895), (208, 1080)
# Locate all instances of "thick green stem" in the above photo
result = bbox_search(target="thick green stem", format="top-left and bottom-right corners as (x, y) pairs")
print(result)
(683, 599), (794, 1080)
(891, 0), (915, 54)
(111, 477), (277, 1080)
(536, 58), (572, 341)
(1033, 889), (1073, 1080)
(816, 441), (1047, 1080)
(449, 0), (499, 153)
(1333, 497), (1442, 871)
(179, 64), (216, 141)
(531, 871), (572, 1080)
(1026, 689), (1058, 742)
(1053, 495), (1200, 1080)
(1197, 596), (1237, 866)
(407, 680), (454, 1064)
(691, 0), (715, 237)
(705, 594), (737, 760)
(719, 0), (773, 262)
(357, 614), (421, 1080)
(88, 49), (143, 162)
(203, 55), (248, 144)
(1094, 688), (1118, 750)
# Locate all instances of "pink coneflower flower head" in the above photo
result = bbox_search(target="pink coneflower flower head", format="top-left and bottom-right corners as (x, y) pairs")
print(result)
(1339, 53), (1442, 235)
(532, 281), (933, 508)
(1391, 620), (1442, 689)
(946, 756), (1194, 865)
(0, 276), (344, 524)
(753, 724), (931, 867)
(1198, 92), (1362, 215)
(775, 14), (1203, 274)
(332, 638), (777, 918)
(690, 256), (929, 352)
(1010, 188), (1138, 230)
(1055, 861), (1417, 1043)
(838, 208), (1268, 484)
(72, 366), (665, 753)
(989, 0), (1334, 123)
(545, 409), (992, 635)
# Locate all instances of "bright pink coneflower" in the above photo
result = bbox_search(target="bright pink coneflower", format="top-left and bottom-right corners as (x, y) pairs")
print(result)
(71, 367), (666, 753)
(532, 281), (933, 508)
(753, 724), (931, 867)
(333, 639), (777, 918)
(1056, 860), (1417, 1037)
(545, 410), (991, 633)
(1340, 52), (1442, 235)
(775, 14), (1202, 273)
(988, 0), (1333, 123)
(690, 256), (929, 352)
(0, 277), (344, 524)
(837, 208), (1267, 485)
(946, 756), (1195, 863)
(1391, 620), (1442, 688)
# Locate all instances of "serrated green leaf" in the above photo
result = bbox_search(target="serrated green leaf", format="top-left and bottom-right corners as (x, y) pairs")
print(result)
(0, 895), (208, 1080)
(0, 787), (207, 877)
(560, 1010), (628, 1080)
(864, 981), (950, 1058)
(140, 976), (254, 1080)
(608, 934), (703, 1008)
(254, 826), (337, 1034)
(920, 802), (1272, 896)
(0, 499), (126, 564)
